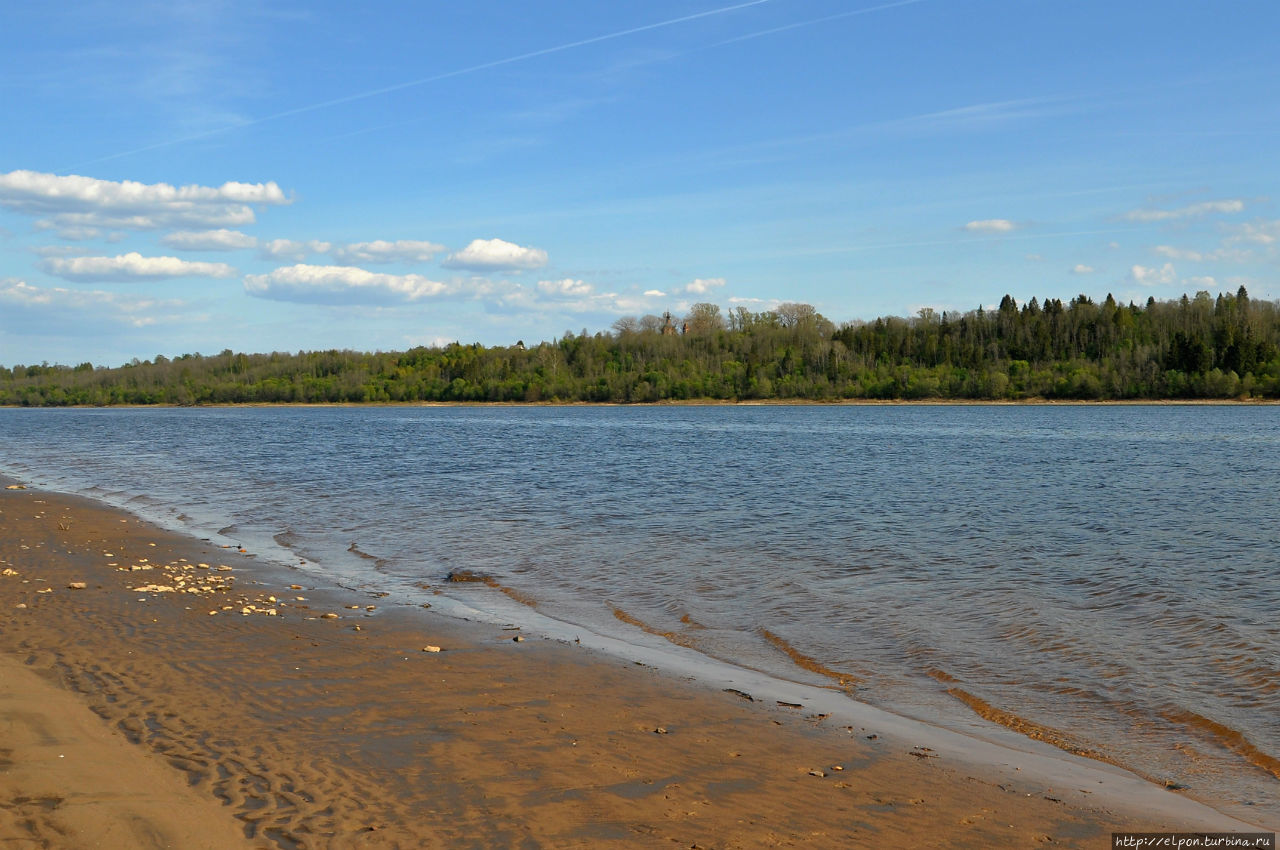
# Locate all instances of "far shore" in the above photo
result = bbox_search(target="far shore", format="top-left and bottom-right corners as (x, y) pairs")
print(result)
(1, 476), (1270, 847)
(2, 396), (1278, 410)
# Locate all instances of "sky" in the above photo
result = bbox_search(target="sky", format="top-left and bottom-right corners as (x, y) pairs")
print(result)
(2, 0), (1278, 366)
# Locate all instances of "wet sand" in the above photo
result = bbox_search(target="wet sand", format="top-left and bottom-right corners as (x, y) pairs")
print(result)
(0, 481), (1265, 848)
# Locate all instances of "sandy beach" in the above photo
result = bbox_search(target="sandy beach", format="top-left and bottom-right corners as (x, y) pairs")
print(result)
(0, 480), (1267, 849)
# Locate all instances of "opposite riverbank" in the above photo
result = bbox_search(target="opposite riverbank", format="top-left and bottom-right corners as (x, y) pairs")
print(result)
(0, 480), (1264, 848)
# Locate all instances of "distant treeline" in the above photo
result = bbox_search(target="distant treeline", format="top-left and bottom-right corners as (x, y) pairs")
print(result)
(5, 288), (1280, 406)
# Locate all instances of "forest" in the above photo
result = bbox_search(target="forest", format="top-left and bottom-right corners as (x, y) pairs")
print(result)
(4, 287), (1280, 406)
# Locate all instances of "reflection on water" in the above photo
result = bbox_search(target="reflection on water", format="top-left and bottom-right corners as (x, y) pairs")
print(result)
(1, 404), (1277, 815)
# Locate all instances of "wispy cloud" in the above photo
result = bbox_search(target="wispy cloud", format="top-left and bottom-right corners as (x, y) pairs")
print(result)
(1225, 219), (1279, 246)
(75, 0), (778, 167)
(1071, 264), (1095, 275)
(1125, 199), (1244, 222)
(330, 240), (445, 264)
(0, 278), (187, 328)
(964, 219), (1016, 233)
(259, 239), (333, 262)
(537, 278), (594, 297)
(43, 252), (237, 282)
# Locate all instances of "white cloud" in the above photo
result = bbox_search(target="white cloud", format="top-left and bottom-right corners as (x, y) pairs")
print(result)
(682, 277), (726, 295)
(643, 289), (666, 297)
(1185, 275), (1218, 288)
(43, 252), (237, 282)
(244, 264), (452, 305)
(0, 278), (187, 328)
(964, 219), (1016, 233)
(52, 226), (102, 241)
(0, 170), (290, 231)
(329, 239), (445, 264)
(162, 229), (258, 251)
(1071, 264), (1095, 274)
(259, 238), (333, 261)
(1125, 199), (1244, 222)
(537, 278), (594, 297)
(443, 238), (548, 271)
(1130, 262), (1176, 286)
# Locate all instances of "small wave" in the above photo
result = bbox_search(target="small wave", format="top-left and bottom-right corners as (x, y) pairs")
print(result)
(759, 629), (858, 689)
(1161, 708), (1280, 781)
(612, 607), (697, 649)
(943, 686), (1108, 763)
(446, 569), (540, 609)
(347, 541), (377, 561)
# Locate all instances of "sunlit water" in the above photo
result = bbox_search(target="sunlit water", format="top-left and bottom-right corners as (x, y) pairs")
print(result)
(2, 404), (1276, 817)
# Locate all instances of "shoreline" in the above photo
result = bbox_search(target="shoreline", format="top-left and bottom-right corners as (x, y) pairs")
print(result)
(2, 397), (1280, 410)
(1, 479), (1270, 847)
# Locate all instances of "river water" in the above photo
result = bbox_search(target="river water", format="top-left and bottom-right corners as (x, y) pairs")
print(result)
(1, 404), (1276, 818)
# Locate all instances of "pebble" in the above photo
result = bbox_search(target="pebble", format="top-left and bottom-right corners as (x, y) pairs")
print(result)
(512, 635), (525, 642)
(423, 645), (442, 653)
(809, 769), (827, 778)
(67, 582), (87, 590)
(15, 603), (27, 609)
(320, 613), (339, 620)
(5, 484), (26, 490)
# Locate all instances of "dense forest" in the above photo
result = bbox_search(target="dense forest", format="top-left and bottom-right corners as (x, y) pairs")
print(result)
(4, 287), (1280, 406)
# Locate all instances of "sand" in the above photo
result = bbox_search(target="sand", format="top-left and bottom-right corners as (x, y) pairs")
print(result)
(0, 480), (1267, 849)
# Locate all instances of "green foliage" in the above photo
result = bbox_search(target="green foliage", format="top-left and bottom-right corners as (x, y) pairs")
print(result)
(5, 288), (1280, 406)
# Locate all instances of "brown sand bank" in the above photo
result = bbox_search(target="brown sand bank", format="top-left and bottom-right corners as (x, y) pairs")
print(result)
(0, 482), (1261, 848)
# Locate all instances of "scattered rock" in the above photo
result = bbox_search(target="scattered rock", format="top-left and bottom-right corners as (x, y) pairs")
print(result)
(512, 635), (525, 642)
(67, 582), (87, 589)
(423, 645), (442, 653)
(808, 769), (827, 778)
(1163, 780), (1188, 790)
(5, 484), (26, 490)
(15, 603), (27, 609)
(320, 613), (339, 620)
(289, 584), (303, 590)
(831, 765), (844, 771)
(723, 688), (754, 701)
(654, 727), (668, 734)
(777, 701), (802, 709)
(1, 568), (18, 576)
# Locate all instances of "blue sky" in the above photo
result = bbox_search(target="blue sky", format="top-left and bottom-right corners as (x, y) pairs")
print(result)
(2, 0), (1277, 365)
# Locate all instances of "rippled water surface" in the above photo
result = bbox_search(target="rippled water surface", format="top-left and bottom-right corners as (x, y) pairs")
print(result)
(2, 404), (1277, 816)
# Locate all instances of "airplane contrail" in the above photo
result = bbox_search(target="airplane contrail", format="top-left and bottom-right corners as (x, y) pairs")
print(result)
(704, 0), (926, 49)
(70, 0), (775, 169)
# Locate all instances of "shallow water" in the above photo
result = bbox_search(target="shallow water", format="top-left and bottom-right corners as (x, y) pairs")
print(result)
(2, 404), (1276, 816)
